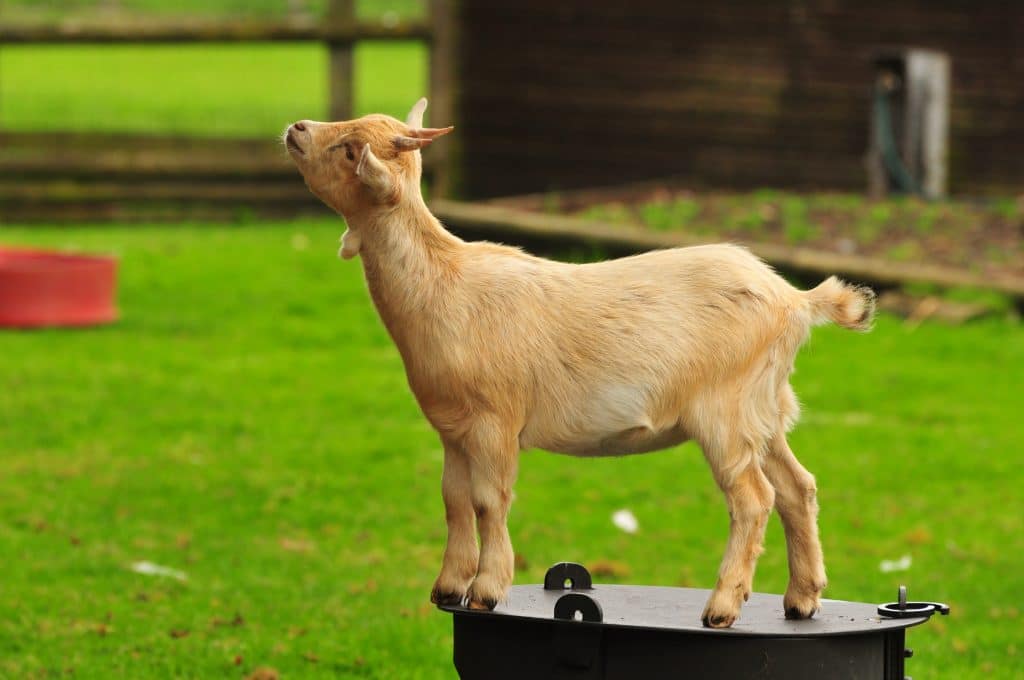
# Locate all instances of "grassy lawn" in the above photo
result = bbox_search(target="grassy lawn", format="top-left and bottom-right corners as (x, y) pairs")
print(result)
(1, 222), (1022, 678)
(0, 41), (426, 138)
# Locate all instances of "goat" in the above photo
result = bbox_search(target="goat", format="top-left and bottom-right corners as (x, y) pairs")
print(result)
(284, 99), (875, 628)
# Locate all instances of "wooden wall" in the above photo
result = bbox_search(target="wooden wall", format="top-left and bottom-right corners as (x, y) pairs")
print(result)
(452, 1), (1024, 198)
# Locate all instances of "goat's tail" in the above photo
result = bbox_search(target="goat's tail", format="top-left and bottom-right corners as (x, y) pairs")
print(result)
(805, 276), (876, 331)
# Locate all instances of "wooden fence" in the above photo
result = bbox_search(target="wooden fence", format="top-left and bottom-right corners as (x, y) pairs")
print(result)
(0, 0), (454, 223)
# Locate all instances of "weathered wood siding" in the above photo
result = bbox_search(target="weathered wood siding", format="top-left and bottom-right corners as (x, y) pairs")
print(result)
(453, 1), (1024, 197)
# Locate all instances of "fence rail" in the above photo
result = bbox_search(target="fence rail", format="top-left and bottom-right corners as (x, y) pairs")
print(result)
(0, 19), (431, 44)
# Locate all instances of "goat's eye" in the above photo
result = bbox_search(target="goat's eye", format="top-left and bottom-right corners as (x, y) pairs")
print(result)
(345, 145), (355, 161)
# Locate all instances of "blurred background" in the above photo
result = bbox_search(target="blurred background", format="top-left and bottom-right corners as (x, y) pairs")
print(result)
(1, 1), (1022, 678)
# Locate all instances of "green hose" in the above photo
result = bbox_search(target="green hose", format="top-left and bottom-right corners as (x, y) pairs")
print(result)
(873, 82), (920, 195)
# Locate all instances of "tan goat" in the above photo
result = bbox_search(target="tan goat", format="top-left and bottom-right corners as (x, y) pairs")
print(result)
(284, 99), (875, 628)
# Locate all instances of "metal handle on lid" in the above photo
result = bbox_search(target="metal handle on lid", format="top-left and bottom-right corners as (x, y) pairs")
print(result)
(554, 592), (603, 623)
(544, 562), (594, 590)
(877, 585), (950, 619)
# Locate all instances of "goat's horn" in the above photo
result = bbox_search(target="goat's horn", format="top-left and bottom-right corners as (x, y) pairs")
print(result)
(393, 136), (434, 152)
(409, 126), (454, 140)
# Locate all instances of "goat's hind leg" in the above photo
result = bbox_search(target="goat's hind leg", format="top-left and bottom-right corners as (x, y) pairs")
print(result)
(430, 443), (479, 606)
(762, 429), (827, 619)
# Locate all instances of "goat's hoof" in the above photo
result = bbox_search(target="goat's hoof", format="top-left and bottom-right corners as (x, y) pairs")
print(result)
(701, 589), (742, 629)
(467, 597), (498, 611)
(466, 573), (509, 611)
(430, 586), (466, 607)
(701, 612), (737, 629)
(783, 592), (821, 620)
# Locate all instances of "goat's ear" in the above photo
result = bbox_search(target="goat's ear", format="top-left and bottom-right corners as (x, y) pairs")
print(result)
(406, 97), (428, 127)
(392, 126), (454, 153)
(355, 143), (393, 198)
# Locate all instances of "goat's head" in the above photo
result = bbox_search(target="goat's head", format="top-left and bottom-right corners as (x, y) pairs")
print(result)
(284, 98), (452, 219)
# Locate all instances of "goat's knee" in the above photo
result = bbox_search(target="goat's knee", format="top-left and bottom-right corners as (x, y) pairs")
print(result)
(728, 470), (776, 520)
(774, 469), (818, 517)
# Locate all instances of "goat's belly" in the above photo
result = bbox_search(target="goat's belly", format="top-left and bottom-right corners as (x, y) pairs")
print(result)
(520, 383), (689, 456)
(551, 425), (690, 457)
(522, 419), (690, 457)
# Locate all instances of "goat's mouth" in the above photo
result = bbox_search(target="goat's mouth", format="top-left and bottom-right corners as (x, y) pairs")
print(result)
(286, 131), (305, 155)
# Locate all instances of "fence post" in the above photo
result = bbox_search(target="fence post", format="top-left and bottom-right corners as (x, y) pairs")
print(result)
(326, 0), (355, 120)
(429, 0), (456, 197)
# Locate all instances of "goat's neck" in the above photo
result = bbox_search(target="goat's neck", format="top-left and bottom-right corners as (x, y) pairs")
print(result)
(349, 194), (463, 346)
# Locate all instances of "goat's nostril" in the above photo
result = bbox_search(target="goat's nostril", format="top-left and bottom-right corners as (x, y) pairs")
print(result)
(293, 121), (306, 132)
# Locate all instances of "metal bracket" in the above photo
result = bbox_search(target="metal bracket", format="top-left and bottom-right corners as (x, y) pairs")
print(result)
(544, 562), (594, 591)
(554, 592), (604, 623)
(877, 585), (950, 619)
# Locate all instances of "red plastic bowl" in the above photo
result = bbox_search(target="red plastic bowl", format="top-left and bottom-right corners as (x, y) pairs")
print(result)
(0, 247), (118, 328)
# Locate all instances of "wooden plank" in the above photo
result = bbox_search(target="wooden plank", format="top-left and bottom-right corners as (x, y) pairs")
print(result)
(326, 0), (356, 121)
(455, 47), (1024, 101)
(482, 177), (711, 212)
(0, 131), (436, 179)
(430, 199), (1024, 298)
(0, 153), (295, 179)
(461, 2), (1017, 44)
(0, 201), (332, 224)
(0, 179), (315, 202)
(0, 19), (431, 43)
(0, 152), (435, 180)
(0, 130), (282, 150)
(454, 157), (866, 201)
(428, 0), (456, 197)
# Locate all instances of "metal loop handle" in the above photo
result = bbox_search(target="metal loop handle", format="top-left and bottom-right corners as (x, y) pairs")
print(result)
(553, 593), (603, 623)
(544, 562), (593, 590)
(878, 585), (950, 619)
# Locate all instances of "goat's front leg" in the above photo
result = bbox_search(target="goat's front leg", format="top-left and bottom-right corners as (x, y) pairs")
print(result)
(430, 443), (479, 606)
(762, 431), (827, 619)
(702, 445), (775, 628)
(464, 422), (518, 610)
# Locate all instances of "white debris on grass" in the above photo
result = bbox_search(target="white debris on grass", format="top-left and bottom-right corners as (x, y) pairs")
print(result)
(612, 509), (639, 534)
(130, 561), (188, 581)
(879, 555), (912, 573)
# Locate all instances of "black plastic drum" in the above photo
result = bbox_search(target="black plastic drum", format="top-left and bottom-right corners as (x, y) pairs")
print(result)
(439, 563), (947, 680)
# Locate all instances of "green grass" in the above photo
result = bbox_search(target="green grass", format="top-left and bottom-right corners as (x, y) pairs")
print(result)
(0, 41), (427, 137)
(1, 223), (1022, 678)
